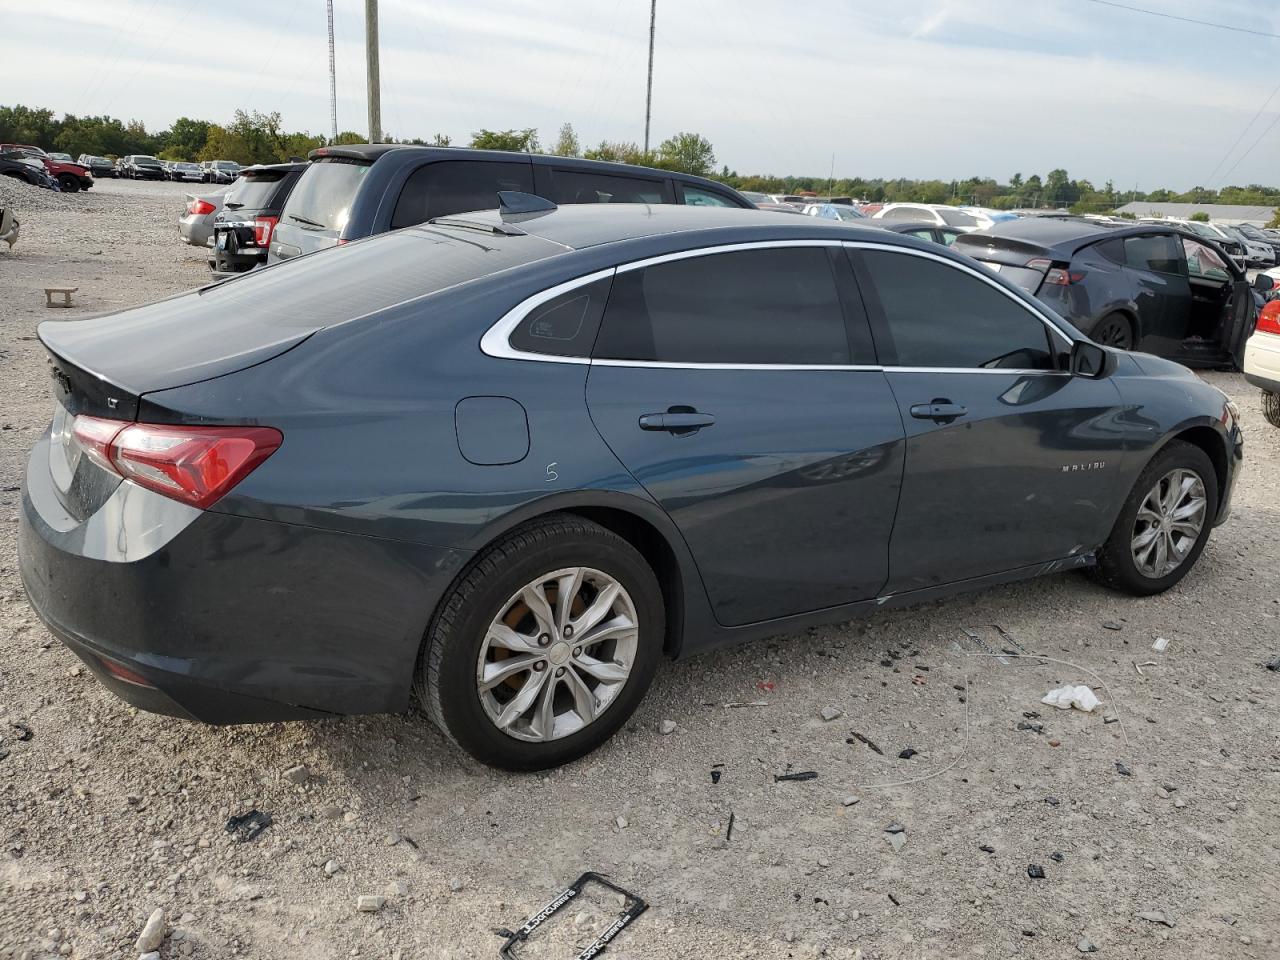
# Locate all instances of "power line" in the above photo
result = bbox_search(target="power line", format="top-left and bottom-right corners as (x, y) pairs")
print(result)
(1202, 78), (1280, 187)
(1081, 0), (1280, 41)
(1217, 109), (1280, 186)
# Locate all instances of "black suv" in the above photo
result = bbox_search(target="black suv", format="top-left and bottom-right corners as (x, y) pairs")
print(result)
(268, 145), (752, 264)
(954, 218), (1257, 368)
(208, 162), (306, 276)
(119, 155), (166, 180)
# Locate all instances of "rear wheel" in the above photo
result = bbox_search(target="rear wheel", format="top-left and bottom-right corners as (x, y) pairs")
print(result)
(1091, 441), (1217, 595)
(56, 174), (80, 193)
(1093, 312), (1134, 350)
(415, 514), (664, 770)
(1263, 390), (1280, 428)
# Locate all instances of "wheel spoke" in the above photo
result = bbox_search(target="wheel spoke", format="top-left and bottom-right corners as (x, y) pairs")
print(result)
(1132, 525), (1160, 551)
(564, 667), (598, 725)
(521, 582), (558, 637)
(479, 655), (540, 691)
(532, 675), (559, 740)
(487, 622), (540, 654)
(576, 613), (637, 649)
(494, 669), (548, 731)
(573, 652), (630, 684)
(554, 568), (585, 633)
(1152, 530), (1169, 575)
(1168, 519), (1201, 539)
(572, 581), (621, 636)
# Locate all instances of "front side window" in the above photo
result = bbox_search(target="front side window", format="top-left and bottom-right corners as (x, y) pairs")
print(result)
(682, 185), (739, 207)
(508, 277), (611, 358)
(1124, 234), (1185, 276)
(594, 247), (851, 365)
(550, 170), (664, 205)
(392, 160), (534, 228)
(861, 249), (1055, 370)
(879, 206), (930, 223)
(1182, 238), (1231, 281)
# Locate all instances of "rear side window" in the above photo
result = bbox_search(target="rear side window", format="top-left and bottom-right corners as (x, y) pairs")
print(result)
(860, 249), (1055, 370)
(682, 185), (740, 207)
(392, 160), (534, 228)
(879, 206), (928, 222)
(508, 278), (612, 358)
(1093, 238), (1125, 264)
(285, 159), (371, 232)
(937, 209), (979, 227)
(1124, 234), (1185, 276)
(549, 170), (665, 205)
(594, 247), (850, 365)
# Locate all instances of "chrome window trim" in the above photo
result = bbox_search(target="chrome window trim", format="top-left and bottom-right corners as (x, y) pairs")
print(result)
(479, 267), (615, 364)
(842, 240), (1074, 348)
(613, 238), (841, 273)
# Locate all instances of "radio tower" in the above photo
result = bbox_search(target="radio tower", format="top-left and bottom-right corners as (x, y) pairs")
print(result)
(327, 0), (338, 143)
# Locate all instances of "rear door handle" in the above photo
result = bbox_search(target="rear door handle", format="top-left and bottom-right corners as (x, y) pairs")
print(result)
(639, 410), (716, 434)
(909, 400), (968, 423)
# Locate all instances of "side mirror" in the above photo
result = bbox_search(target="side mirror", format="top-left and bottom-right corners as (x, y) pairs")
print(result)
(1070, 340), (1114, 379)
(1252, 273), (1275, 293)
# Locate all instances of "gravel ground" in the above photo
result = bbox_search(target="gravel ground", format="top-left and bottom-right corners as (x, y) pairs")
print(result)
(1, 178), (1278, 960)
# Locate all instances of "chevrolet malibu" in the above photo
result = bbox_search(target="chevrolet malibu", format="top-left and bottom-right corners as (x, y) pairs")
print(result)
(19, 200), (1243, 770)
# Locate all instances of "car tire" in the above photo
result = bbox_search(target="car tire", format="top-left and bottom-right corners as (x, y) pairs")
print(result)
(415, 513), (664, 770)
(56, 174), (79, 193)
(1092, 312), (1134, 351)
(1263, 390), (1280, 428)
(1090, 440), (1218, 596)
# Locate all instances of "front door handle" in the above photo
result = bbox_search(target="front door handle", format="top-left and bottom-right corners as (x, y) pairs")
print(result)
(639, 409), (716, 435)
(909, 400), (968, 423)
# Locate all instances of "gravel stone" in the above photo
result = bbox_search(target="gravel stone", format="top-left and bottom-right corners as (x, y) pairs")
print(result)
(356, 896), (385, 913)
(134, 908), (165, 953)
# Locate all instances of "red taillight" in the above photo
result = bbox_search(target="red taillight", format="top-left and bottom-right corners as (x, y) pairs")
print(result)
(335, 238), (349, 246)
(253, 215), (278, 247)
(70, 416), (282, 509)
(1258, 300), (1280, 336)
(1028, 258), (1085, 286)
(187, 199), (216, 216)
(101, 657), (154, 688)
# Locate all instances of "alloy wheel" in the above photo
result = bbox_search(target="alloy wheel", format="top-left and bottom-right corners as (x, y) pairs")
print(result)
(1095, 316), (1132, 350)
(476, 567), (639, 742)
(1131, 468), (1207, 579)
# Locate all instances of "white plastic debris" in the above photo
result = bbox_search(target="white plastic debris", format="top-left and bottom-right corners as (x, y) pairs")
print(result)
(1041, 685), (1102, 713)
(1152, 636), (1170, 652)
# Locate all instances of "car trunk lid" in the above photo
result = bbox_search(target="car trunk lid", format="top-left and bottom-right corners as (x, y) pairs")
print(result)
(952, 234), (1054, 293)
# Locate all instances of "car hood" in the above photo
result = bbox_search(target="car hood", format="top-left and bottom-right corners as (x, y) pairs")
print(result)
(1124, 351), (1199, 382)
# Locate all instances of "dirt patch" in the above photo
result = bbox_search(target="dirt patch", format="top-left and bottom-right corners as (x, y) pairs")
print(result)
(1, 181), (1278, 959)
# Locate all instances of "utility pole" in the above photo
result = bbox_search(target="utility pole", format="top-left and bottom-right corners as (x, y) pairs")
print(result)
(327, 0), (338, 143)
(365, 0), (381, 143)
(643, 0), (656, 155)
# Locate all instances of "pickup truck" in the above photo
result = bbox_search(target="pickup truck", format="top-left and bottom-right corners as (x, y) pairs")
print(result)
(0, 144), (93, 192)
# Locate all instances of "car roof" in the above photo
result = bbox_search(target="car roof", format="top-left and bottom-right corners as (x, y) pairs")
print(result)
(973, 216), (1185, 247)
(240, 161), (308, 177)
(425, 202), (904, 251)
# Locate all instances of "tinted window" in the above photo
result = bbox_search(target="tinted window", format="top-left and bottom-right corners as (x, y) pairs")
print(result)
(1094, 238), (1125, 263)
(1124, 234), (1184, 275)
(595, 247), (850, 365)
(879, 206), (930, 222)
(225, 171), (289, 210)
(284, 159), (372, 231)
(905, 228), (935, 242)
(939, 230), (962, 246)
(682, 185), (739, 207)
(861, 250), (1055, 369)
(509, 278), (611, 358)
(550, 170), (664, 205)
(392, 160), (534, 228)
(937, 209), (979, 227)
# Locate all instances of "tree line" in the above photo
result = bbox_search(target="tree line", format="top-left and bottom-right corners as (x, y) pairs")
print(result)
(4, 103), (1278, 217)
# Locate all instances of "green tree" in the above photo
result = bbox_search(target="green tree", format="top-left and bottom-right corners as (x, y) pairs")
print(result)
(430, 132), (451, 146)
(334, 130), (366, 145)
(552, 122), (580, 157)
(1267, 209), (1280, 228)
(1190, 211), (1210, 222)
(583, 140), (648, 165)
(470, 128), (539, 152)
(164, 117), (210, 160)
(657, 131), (715, 175)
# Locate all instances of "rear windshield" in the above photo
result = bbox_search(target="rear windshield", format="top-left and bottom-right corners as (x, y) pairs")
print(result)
(283, 159), (371, 232)
(136, 156), (159, 163)
(225, 172), (288, 209)
(214, 161), (240, 170)
(193, 227), (562, 326)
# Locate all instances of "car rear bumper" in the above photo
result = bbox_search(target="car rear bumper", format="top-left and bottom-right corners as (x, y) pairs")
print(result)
(18, 434), (470, 724)
(1244, 331), (1280, 394)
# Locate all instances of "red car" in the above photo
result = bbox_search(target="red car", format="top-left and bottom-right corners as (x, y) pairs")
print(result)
(0, 144), (93, 192)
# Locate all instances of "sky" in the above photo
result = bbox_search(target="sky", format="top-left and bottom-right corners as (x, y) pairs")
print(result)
(4, 0), (1280, 190)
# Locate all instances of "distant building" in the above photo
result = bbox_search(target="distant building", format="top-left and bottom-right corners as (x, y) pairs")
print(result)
(1113, 202), (1276, 226)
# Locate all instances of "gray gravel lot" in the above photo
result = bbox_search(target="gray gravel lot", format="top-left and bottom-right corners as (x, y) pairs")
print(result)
(1, 177), (1278, 960)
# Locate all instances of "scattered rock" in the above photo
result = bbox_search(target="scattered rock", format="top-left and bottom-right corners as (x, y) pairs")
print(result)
(356, 895), (385, 913)
(448, 877), (464, 892)
(898, 748), (918, 759)
(884, 822), (906, 834)
(1017, 721), (1044, 734)
(385, 881), (408, 898)
(1027, 864), (1045, 879)
(659, 720), (677, 735)
(820, 705), (843, 722)
(615, 815), (629, 830)
(1265, 657), (1280, 672)
(1173, 797), (1187, 809)
(1050, 852), (1065, 863)
(1136, 910), (1174, 927)
(283, 764), (310, 785)
(135, 908), (166, 953)
(979, 844), (995, 854)
(1077, 935), (1098, 952)
(817, 857), (831, 868)
(320, 804), (344, 820)
(886, 832), (906, 853)
(1102, 621), (1123, 631)
(1115, 762), (1132, 776)
(841, 796), (860, 807)
(323, 860), (341, 877)
(1045, 796), (1061, 807)
(140, 953), (160, 960)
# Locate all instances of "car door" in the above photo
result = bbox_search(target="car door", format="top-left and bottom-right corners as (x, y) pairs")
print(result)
(1121, 233), (1191, 354)
(585, 243), (906, 627)
(849, 243), (1128, 594)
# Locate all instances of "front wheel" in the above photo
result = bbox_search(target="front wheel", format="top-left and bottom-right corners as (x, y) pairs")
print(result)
(1091, 440), (1218, 595)
(56, 174), (80, 193)
(1263, 390), (1280, 428)
(415, 515), (664, 770)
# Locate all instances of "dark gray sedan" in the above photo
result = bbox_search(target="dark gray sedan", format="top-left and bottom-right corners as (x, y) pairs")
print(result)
(19, 202), (1243, 769)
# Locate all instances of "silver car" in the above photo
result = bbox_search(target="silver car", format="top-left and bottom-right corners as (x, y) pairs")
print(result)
(178, 190), (227, 248)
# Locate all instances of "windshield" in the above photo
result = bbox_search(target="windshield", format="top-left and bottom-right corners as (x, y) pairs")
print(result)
(214, 161), (240, 170)
(282, 159), (371, 232)
(135, 156), (160, 164)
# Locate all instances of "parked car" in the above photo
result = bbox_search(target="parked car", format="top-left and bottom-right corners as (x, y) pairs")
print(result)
(1234, 222), (1280, 261)
(0, 144), (93, 192)
(870, 219), (965, 246)
(1243, 288), (1280, 426)
(1141, 219), (1246, 270)
(872, 203), (989, 231)
(739, 190), (772, 206)
(953, 218), (1255, 366)
(269, 145), (754, 264)
(201, 160), (241, 184)
(47, 152), (73, 162)
(118, 155), (165, 180)
(208, 163), (306, 276)
(802, 202), (867, 222)
(0, 152), (56, 189)
(166, 161), (203, 183)
(178, 189), (227, 248)
(1216, 223), (1274, 267)
(76, 155), (116, 178)
(19, 202), (1242, 769)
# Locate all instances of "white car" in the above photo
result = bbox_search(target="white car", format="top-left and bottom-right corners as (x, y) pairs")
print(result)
(872, 203), (990, 232)
(1244, 296), (1280, 426)
(1216, 224), (1275, 267)
(802, 202), (866, 223)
